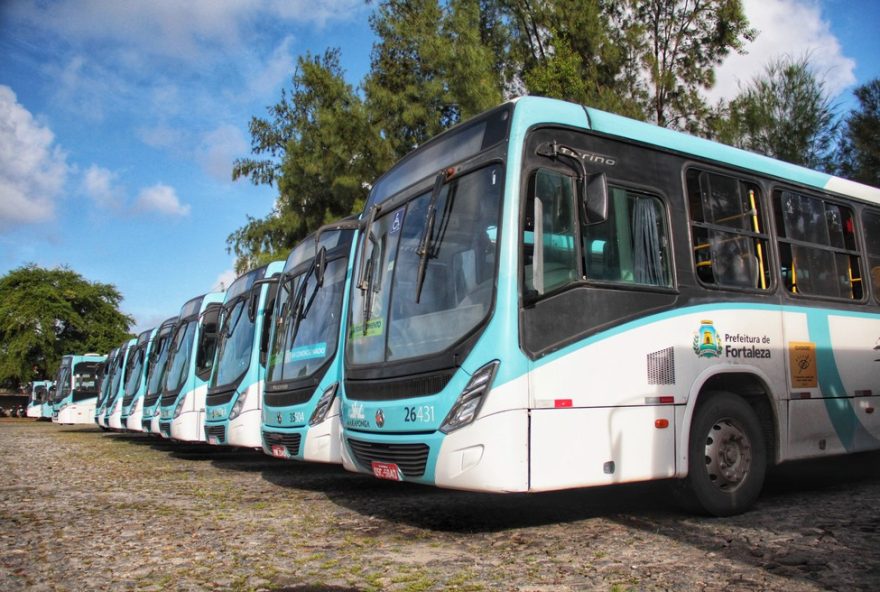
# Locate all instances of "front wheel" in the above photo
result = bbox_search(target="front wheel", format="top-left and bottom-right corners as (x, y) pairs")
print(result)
(679, 392), (766, 516)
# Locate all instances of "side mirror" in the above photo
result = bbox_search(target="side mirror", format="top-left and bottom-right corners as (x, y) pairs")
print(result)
(582, 171), (609, 224)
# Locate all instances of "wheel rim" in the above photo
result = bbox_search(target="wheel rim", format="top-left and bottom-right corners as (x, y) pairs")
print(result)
(703, 417), (751, 492)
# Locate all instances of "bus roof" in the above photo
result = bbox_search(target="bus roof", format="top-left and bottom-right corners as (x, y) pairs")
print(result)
(511, 96), (880, 206)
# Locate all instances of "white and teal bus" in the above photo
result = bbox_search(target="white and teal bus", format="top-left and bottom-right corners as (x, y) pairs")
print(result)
(204, 261), (283, 447)
(159, 292), (224, 441)
(26, 380), (52, 419)
(121, 327), (157, 431)
(52, 353), (106, 425)
(94, 348), (118, 428)
(142, 316), (179, 434)
(105, 339), (136, 431)
(339, 96), (880, 515)
(261, 222), (357, 463)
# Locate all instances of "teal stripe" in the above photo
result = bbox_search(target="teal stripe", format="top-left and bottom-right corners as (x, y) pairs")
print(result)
(805, 311), (879, 451)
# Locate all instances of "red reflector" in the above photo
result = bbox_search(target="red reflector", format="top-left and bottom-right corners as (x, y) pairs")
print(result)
(655, 419), (669, 429)
(554, 399), (573, 408)
(659, 396), (675, 404)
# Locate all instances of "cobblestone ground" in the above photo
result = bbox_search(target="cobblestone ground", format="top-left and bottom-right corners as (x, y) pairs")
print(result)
(1, 418), (879, 591)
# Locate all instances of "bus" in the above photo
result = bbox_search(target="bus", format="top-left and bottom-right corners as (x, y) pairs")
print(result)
(158, 292), (224, 441)
(40, 381), (55, 420)
(94, 348), (118, 428)
(338, 96), (880, 516)
(104, 339), (136, 430)
(141, 316), (179, 434)
(204, 262), (283, 447)
(120, 327), (157, 431)
(261, 223), (357, 462)
(52, 354), (106, 425)
(26, 380), (52, 419)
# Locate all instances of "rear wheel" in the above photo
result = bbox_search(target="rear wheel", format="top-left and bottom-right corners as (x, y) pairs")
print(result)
(679, 392), (766, 516)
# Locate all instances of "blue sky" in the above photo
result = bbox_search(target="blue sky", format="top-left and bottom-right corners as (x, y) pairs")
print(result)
(1, 0), (878, 335)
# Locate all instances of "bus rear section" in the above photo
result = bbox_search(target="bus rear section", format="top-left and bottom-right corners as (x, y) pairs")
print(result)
(159, 291), (224, 442)
(27, 381), (51, 419)
(204, 262), (282, 448)
(261, 223), (356, 463)
(56, 355), (105, 425)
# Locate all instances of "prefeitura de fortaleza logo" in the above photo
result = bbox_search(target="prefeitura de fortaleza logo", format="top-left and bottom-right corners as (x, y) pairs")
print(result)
(693, 320), (723, 358)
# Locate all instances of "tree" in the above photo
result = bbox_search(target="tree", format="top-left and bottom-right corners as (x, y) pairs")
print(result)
(837, 79), (880, 186)
(0, 265), (133, 388)
(633, 0), (755, 130)
(712, 55), (838, 170)
(229, 49), (388, 273)
(365, 0), (504, 158)
(501, 0), (646, 118)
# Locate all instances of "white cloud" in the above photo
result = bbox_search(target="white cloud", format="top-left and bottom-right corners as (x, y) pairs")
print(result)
(196, 124), (249, 182)
(82, 164), (123, 208)
(0, 85), (70, 230)
(212, 268), (238, 292)
(246, 35), (297, 100)
(134, 183), (190, 217)
(709, 0), (856, 102)
(9, 0), (365, 63)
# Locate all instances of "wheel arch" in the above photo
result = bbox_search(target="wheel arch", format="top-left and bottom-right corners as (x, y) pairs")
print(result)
(677, 366), (780, 478)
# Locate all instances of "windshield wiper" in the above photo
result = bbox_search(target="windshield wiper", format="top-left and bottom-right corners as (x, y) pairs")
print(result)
(288, 258), (318, 345)
(224, 303), (244, 338)
(415, 170), (450, 303)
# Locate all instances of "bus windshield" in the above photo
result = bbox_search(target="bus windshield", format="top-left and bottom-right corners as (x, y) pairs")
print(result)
(164, 320), (197, 393)
(348, 164), (502, 365)
(211, 297), (255, 389)
(146, 332), (173, 398)
(123, 347), (145, 398)
(269, 255), (347, 381)
(73, 362), (101, 401)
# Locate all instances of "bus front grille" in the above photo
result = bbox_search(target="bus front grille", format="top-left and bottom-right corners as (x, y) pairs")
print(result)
(141, 418), (152, 432)
(159, 421), (171, 438)
(205, 425), (226, 443)
(262, 431), (302, 456)
(346, 439), (430, 477)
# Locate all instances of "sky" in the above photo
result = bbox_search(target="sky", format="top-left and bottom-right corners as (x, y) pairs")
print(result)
(1, 0), (878, 335)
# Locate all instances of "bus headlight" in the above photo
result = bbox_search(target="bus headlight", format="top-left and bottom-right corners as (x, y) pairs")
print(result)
(229, 390), (248, 420)
(309, 383), (338, 426)
(173, 395), (186, 419)
(440, 361), (499, 434)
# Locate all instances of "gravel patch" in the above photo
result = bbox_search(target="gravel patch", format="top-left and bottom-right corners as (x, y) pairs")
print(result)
(1, 418), (879, 591)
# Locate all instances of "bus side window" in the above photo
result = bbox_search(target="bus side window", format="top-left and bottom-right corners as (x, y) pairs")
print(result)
(774, 190), (863, 300)
(582, 186), (671, 287)
(686, 169), (769, 290)
(862, 209), (880, 302)
(524, 169), (578, 297)
(196, 304), (222, 380)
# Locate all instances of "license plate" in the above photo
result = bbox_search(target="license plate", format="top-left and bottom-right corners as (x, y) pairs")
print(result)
(371, 461), (402, 481)
(208, 436), (218, 445)
(271, 445), (287, 459)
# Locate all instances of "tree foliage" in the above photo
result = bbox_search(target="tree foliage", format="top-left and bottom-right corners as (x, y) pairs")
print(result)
(0, 265), (133, 388)
(229, 49), (389, 273)
(837, 79), (880, 186)
(364, 0), (504, 157)
(711, 55), (838, 170)
(633, 0), (755, 130)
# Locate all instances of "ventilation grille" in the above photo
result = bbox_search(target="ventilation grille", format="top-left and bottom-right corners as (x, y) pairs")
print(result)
(647, 347), (675, 385)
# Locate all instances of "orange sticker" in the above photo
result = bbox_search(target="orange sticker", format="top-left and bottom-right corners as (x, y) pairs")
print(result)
(789, 341), (817, 389)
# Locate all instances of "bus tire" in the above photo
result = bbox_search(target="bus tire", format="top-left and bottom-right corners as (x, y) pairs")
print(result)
(679, 391), (766, 516)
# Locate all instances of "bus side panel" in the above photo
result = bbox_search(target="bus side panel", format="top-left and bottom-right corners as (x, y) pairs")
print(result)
(529, 406), (676, 491)
(783, 310), (880, 458)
